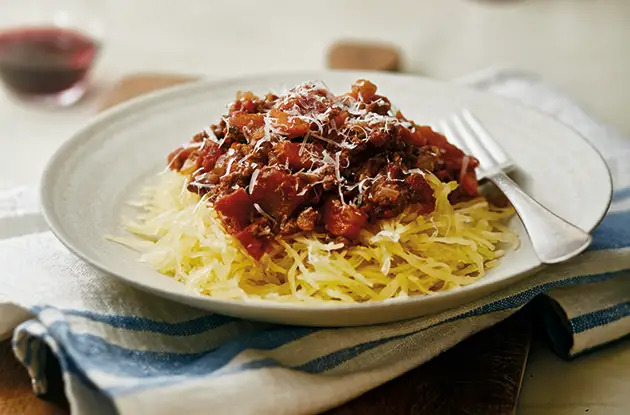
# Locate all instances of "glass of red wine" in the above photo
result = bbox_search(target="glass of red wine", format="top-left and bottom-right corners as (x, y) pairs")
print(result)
(0, 1), (103, 106)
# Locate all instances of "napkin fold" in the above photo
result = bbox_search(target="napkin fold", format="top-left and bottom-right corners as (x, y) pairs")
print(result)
(2, 69), (630, 415)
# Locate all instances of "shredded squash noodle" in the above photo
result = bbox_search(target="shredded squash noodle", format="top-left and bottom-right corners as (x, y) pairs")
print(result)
(109, 171), (517, 303)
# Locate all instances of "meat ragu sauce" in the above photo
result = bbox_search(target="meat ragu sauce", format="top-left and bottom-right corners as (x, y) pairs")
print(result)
(168, 80), (479, 259)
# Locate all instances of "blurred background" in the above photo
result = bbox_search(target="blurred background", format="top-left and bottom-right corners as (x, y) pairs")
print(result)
(1, 0), (629, 190)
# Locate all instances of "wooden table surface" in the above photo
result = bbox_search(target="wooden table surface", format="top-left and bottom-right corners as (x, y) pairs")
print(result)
(0, 340), (65, 415)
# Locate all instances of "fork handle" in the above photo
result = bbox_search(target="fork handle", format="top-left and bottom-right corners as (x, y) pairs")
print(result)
(488, 171), (592, 264)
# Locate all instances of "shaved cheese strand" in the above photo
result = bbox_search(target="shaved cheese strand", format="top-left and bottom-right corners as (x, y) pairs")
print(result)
(253, 203), (276, 224)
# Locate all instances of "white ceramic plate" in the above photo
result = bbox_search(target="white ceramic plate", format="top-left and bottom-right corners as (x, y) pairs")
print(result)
(41, 71), (612, 326)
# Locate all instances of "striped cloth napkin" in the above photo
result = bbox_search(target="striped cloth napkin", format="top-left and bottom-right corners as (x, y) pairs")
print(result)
(2, 70), (630, 415)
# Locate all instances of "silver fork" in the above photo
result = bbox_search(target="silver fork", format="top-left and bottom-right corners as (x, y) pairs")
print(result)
(437, 109), (592, 264)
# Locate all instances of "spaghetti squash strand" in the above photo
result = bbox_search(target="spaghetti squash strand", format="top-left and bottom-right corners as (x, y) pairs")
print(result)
(107, 171), (516, 302)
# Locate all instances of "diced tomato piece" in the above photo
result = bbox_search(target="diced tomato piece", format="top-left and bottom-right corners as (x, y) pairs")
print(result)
(398, 125), (427, 148)
(270, 108), (309, 139)
(274, 142), (321, 170)
(234, 225), (267, 260)
(464, 155), (480, 169)
(167, 146), (195, 171)
(386, 163), (402, 180)
(406, 173), (430, 196)
(168, 141), (224, 175)
(460, 171), (478, 196)
(405, 173), (436, 213)
(199, 143), (224, 171)
(417, 126), (464, 157)
(230, 91), (258, 113)
(235, 91), (256, 101)
(231, 99), (255, 113)
(333, 111), (348, 127)
(230, 112), (265, 129)
(367, 129), (391, 147)
(214, 188), (254, 231)
(274, 142), (301, 168)
(349, 79), (377, 102)
(250, 167), (308, 220)
(323, 198), (368, 239)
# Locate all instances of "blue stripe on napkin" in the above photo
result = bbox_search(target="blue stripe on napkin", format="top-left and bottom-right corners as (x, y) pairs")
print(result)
(45, 319), (315, 378)
(569, 301), (630, 334)
(612, 187), (630, 202)
(22, 269), (621, 392)
(38, 267), (628, 397)
(63, 309), (236, 336)
(590, 210), (630, 250)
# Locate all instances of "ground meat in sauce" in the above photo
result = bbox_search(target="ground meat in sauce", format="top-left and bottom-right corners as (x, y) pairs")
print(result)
(168, 80), (479, 259)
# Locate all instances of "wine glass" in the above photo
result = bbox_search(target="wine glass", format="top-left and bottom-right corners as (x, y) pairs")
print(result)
(0, 0), (104, 106)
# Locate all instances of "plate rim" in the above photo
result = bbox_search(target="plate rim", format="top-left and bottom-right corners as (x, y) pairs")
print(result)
(40, 70), (613, 315)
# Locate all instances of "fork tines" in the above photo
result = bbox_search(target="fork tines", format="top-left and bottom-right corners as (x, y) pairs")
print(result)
(435, 110), (513, 174)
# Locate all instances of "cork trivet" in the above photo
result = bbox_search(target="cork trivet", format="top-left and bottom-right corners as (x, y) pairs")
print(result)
(328, 41), (400, 71)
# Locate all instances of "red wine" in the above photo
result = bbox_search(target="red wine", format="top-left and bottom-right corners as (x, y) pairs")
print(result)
(0, 26), (99, 95)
